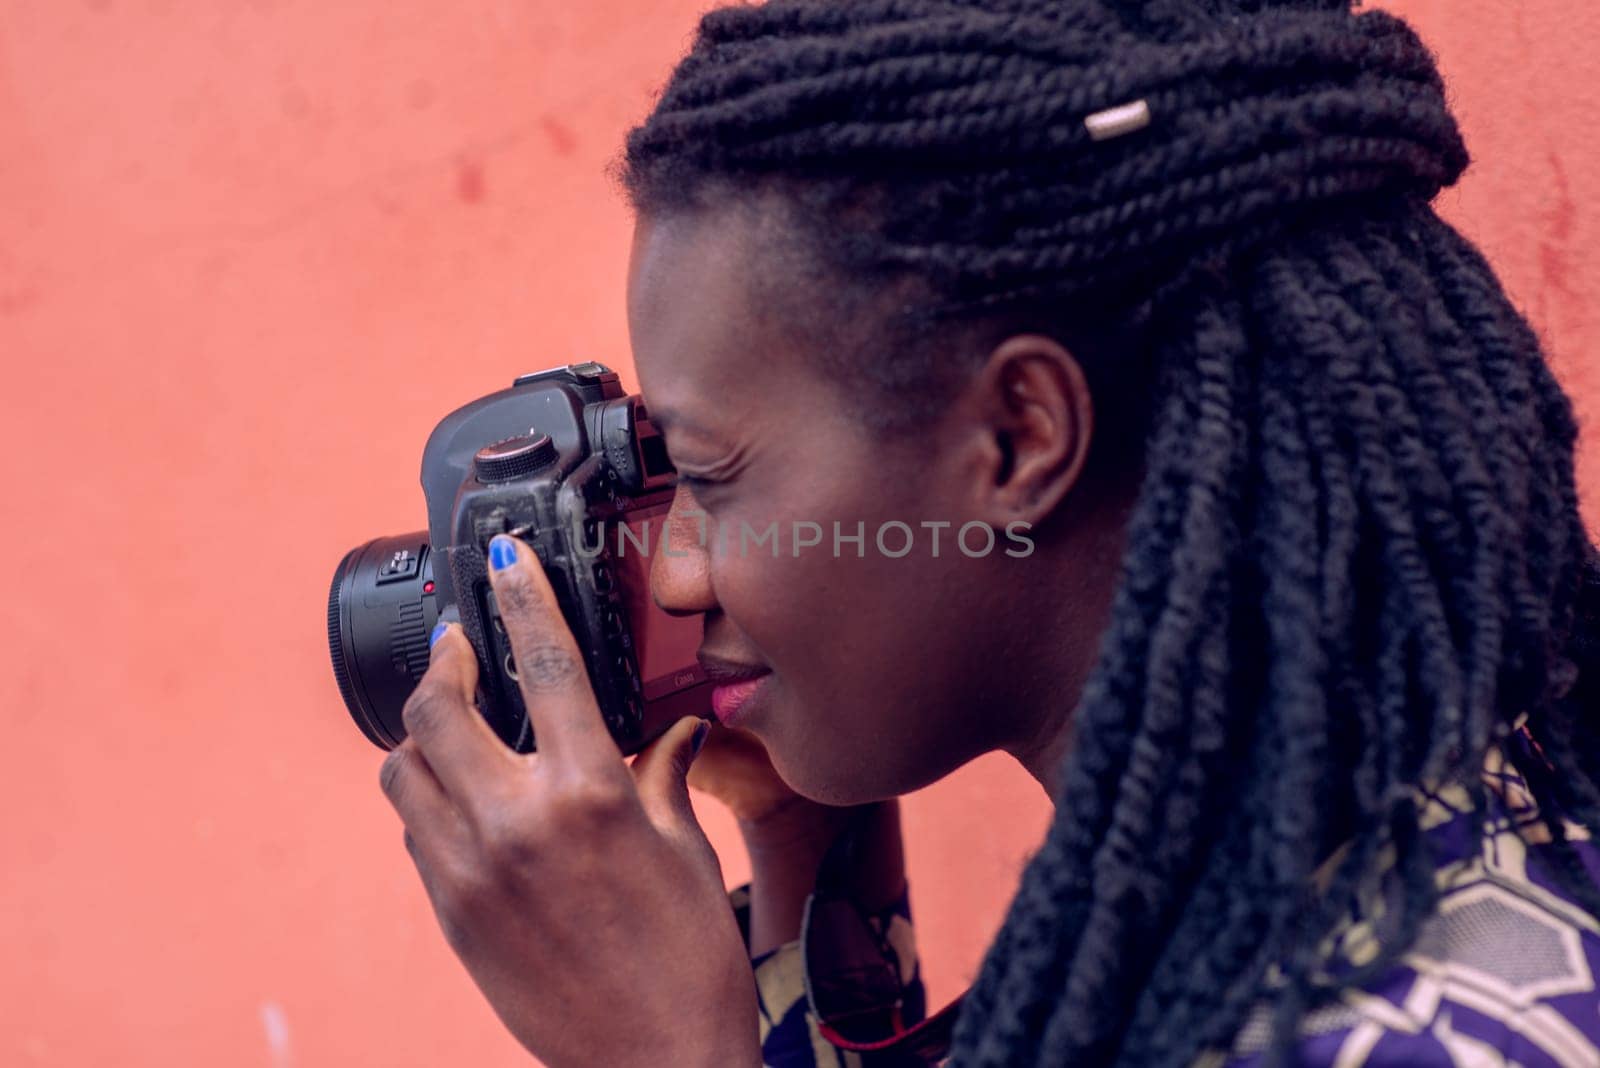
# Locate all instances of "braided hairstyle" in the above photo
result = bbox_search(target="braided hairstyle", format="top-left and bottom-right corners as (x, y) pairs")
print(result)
(622, 1), (1600, 1064)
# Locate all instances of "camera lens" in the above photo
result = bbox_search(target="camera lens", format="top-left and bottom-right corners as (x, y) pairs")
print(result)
(326, 533), (436, 750)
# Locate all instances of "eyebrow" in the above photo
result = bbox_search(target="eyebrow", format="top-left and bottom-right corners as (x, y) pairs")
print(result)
(643, 402), (678, 431)
(643, 403), (704, 437)
(644, 404), (734, 457)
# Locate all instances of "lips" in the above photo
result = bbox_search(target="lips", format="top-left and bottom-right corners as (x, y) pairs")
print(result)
(709, 675), (769, 728)
(698, 651), (771, 729)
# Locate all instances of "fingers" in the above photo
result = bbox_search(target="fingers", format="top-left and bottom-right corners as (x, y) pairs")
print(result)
(632, 716), (710, 832)
(379, 743), (477, 951)
(401, 622), (516, 804)
(485, 534), (614, 769)
(379, 740), (468, 862)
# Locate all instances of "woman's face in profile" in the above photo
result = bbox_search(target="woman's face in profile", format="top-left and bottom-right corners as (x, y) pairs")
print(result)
(627, 208), (1057, 805)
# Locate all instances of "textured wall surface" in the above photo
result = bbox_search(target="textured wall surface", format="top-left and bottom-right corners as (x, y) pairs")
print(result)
(1, 2), (1595, 1065)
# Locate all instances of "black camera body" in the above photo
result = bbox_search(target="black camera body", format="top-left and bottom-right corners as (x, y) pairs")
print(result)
(328, 362), (711, 756)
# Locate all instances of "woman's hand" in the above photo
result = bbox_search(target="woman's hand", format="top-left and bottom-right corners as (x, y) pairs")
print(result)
(688, 721), (839, 828)
(377, 534), (760, 1068)
(688, 723), (905, 957)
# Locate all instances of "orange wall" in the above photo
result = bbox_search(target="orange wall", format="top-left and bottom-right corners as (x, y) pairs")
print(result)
(2, 3), (1596, 1065)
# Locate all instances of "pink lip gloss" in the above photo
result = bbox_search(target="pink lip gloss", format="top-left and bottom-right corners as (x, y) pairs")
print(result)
(710, 676), (768, 728)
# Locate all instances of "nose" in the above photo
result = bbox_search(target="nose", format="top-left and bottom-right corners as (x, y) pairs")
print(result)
(651, 484), (718, 617)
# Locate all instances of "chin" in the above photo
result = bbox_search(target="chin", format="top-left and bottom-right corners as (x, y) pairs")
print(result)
(765, 741), (927, 808)
(788, 776), (898, 808)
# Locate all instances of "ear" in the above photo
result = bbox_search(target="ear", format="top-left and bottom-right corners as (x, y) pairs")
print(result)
(963, 334), (1094, 525)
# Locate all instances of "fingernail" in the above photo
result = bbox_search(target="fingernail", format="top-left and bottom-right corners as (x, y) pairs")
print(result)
(429, 622), (449, 648)
(691, 720), (710, 756)
(489, 535), (518, 572)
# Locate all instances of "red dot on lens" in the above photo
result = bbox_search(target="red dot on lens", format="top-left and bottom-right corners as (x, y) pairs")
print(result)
(423, 581), (435, 594)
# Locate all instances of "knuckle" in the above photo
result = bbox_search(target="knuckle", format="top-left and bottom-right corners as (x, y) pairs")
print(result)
(401, 685), (451, 739)
(428, 884), (477, 954)
(515, 643), (583, 694)
(496, 573), (542, 619)
(478, 811), (539, 871)
(445, 863), (493, 909)
(436, 906), (475, 956)
(415, 857), (488, 953)
(549, 776), (633, 828)
(378, 748), (411, 799)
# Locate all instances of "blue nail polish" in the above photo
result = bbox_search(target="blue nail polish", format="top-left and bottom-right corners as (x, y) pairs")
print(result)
(691, 720), (710, 756)
(489, 535), (518, 572)
(429, 622), (449, 648)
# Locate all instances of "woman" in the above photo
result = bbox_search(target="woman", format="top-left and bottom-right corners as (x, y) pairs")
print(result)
(376, 0), (1600, 1064)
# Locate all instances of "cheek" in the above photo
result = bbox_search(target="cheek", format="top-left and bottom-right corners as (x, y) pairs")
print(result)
(711, 539), (988, 797)
(708, 469), (951, 695)
(709, 547), (841, 669)
(700, 468), (994, 794)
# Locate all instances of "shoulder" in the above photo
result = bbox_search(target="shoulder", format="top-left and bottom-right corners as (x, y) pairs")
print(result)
(1212, 777), (1600, 1068)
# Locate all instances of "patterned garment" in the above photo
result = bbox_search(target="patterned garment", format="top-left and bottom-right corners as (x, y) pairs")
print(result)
(739, 729), (1600, 1067)
(731, 881), (928, 1068)
(1211, 732), (1600, 1068)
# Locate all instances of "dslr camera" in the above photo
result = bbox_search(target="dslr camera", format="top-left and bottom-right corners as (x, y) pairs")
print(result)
(327, 362), (712, 755)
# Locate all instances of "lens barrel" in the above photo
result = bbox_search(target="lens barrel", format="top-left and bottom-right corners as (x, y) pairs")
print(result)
(326, 533), (437, 750)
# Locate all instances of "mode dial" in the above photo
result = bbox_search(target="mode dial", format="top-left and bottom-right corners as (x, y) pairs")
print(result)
(473, 433), (557, 483)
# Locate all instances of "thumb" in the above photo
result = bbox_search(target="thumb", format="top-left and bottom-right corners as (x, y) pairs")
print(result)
(632, 716), (711, 833)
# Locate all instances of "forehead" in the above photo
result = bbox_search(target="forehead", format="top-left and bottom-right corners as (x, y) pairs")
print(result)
(627, 210), (755, 370)
(626, 207), (821, 442)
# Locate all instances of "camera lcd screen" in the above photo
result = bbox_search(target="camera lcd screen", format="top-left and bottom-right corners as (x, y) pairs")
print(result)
(611, 507), (706, 701)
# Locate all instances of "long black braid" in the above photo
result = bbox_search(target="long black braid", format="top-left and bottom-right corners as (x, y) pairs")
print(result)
(622, 1), (1600, 1064)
